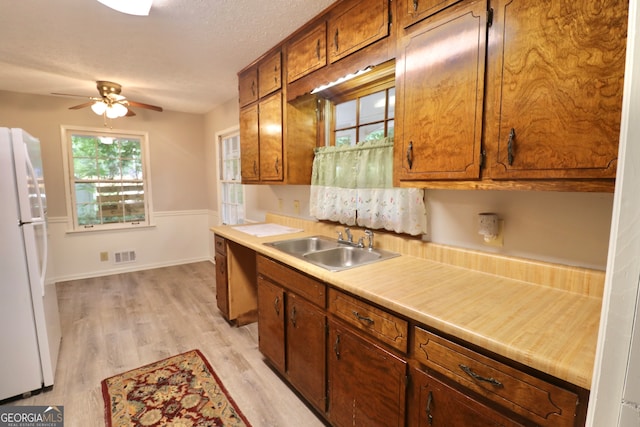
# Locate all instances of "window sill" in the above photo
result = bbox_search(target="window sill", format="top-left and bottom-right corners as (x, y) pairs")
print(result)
(65, 223), (157, 234)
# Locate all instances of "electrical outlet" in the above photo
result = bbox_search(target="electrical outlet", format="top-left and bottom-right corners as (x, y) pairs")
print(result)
(293, 200), (300, 215)
(100, 251), (109, 262)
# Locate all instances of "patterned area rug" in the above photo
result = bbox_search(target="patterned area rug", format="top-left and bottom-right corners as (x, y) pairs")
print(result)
(102, 349), (251, 427)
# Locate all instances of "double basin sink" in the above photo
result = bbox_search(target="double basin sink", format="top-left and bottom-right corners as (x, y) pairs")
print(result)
(264, 235), (400, 271)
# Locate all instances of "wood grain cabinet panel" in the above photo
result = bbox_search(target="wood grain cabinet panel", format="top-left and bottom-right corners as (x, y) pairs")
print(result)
(395, 0), (487, 181)
(408, 366), (524, 427)
(328, 319), (406, 427)
(328, 288), (408, 353)
(258, 50), (282, 98)
(414, 327), (581, 427)
(287, 21), (327, 83)
(397, 0), (463, 27)
(257, 92), (284, 182)
(328, 0), (390, 63)
(239, 104), (259, 182)
(487, 0), (627, 180)
(238, 66), (258, 107)
(257, 277), (285, 373)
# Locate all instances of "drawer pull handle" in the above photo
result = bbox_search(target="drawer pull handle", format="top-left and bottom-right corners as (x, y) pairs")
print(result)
(507, 127), (515, 166)
(273, 296), (280, 316)
(334, 334), (341, 359)
(352, 310), (374, 325)
(459, 364), (503, 388)
(425, 390), (433, 425)
(290, 305), (297, 327)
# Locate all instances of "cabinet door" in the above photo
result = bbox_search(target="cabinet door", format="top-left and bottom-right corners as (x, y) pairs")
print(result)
(258, 50), (282, 98)
(239, 104), (259, 182)
(258, 92), (284, 181)
(214, 252), (229, 320)
(257, 277), (285, 373)
(287, 293), (326, 412)
(328, 0), (390, 63)
(287, 21), (328, 83)
(395, 0), (487, 181)
(328, 320), (406, 427)
(409, 366), (523, 427)
(487, 0), (626, 180)
(238, 66), (258, 107)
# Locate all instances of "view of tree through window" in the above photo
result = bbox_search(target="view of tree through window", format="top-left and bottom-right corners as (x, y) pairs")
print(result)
(70, 133), (147, 227)
(334, 87), (395, 146)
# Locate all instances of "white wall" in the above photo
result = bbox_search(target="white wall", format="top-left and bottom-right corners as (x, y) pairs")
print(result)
(0, 91), (210, 281)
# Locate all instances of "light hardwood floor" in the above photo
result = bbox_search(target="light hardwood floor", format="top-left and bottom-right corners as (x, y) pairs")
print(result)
(4, 262), (326, 427)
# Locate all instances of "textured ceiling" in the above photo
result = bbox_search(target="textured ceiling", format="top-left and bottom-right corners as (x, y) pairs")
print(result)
(0, 0), (335, 114)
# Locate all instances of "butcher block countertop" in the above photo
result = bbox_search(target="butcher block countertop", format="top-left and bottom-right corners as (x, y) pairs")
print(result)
(211, 214), (605, 390)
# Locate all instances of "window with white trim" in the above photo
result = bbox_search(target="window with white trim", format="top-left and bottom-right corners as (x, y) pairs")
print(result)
(61, 126), (152, 231)
(219, 131), (244, 224)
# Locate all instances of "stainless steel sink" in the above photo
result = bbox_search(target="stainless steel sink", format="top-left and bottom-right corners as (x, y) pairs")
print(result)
(264, 235), (339, 255)
(264, 235), (399, 271)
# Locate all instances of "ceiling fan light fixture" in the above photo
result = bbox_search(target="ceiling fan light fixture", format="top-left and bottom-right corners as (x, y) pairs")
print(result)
(96, 0), (153, 16)
(91, 101), (107, 115)
(105, 103), (128, 119)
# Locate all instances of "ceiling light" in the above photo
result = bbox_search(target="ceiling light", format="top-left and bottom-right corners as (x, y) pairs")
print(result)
(91, 101), (107, 115)
(311, 66), (374, 94)
(96, 0), (153, 16)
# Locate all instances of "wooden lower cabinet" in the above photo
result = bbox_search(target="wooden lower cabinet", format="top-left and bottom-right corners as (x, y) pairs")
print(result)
(328, 319), (407, 427)
(408, 365), (524, 427)
(256, 262), (327, 413)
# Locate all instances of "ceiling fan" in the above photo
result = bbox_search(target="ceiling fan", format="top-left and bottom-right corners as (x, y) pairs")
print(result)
(53, 81), (163, 118)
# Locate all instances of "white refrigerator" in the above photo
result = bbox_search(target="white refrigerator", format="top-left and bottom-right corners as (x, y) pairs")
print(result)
(0, 128), (61, 401)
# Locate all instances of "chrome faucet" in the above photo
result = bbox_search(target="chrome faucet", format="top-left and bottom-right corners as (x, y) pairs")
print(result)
(337, 227), (365, 248)
(364, 229), (374, 250)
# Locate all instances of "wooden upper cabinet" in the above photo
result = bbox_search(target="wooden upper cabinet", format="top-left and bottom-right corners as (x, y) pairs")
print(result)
(487, 0), (627, 180)
(258, 50), (282, 98)
(398, 0), (463, 28)
(258, 92), (284, 182)
(395, 0), (487, 181)
(328, 0), (390, 64)
(238, 66), (258, 107)
(239, 104), (259, 182)
(287, 21), (328, 83)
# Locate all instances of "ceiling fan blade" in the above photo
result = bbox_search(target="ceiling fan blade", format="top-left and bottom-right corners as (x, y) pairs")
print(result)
(69, 101), (95, 110)
(127, 100), (163, 112)
(125, 108), (136, 117)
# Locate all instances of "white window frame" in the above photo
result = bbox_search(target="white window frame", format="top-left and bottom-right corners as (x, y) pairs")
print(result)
(60, 125), (154, 232)
(216, 126), (245, 225)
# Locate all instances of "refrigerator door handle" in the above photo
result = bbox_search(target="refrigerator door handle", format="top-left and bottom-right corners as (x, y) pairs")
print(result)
(24, 151), (48, 296)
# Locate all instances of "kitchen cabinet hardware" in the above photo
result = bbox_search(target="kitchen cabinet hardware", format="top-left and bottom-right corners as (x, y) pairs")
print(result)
(274, 156), (279, 174)
(352, 310), (374, 325)
(425, 390), (433, 425)
(459, 364), (503, 388)
(334, 334), (341, 359)
(273, 295), (280, 316)
(407, 141), (414, 169)
(507, 128), (515, 166)
(334, 28), (339, 52)
(291, 305), (297, 327)
(413, 0), (419, 12)
(253, 160), (258, 176)
(316, 39), (321, 60)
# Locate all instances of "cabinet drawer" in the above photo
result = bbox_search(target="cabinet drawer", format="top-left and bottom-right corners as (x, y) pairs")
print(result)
(257, 255), (326, 308)
(328, 288), (408, 353)
(214, 234), (226, 255)
(413, 327), (579, 427)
